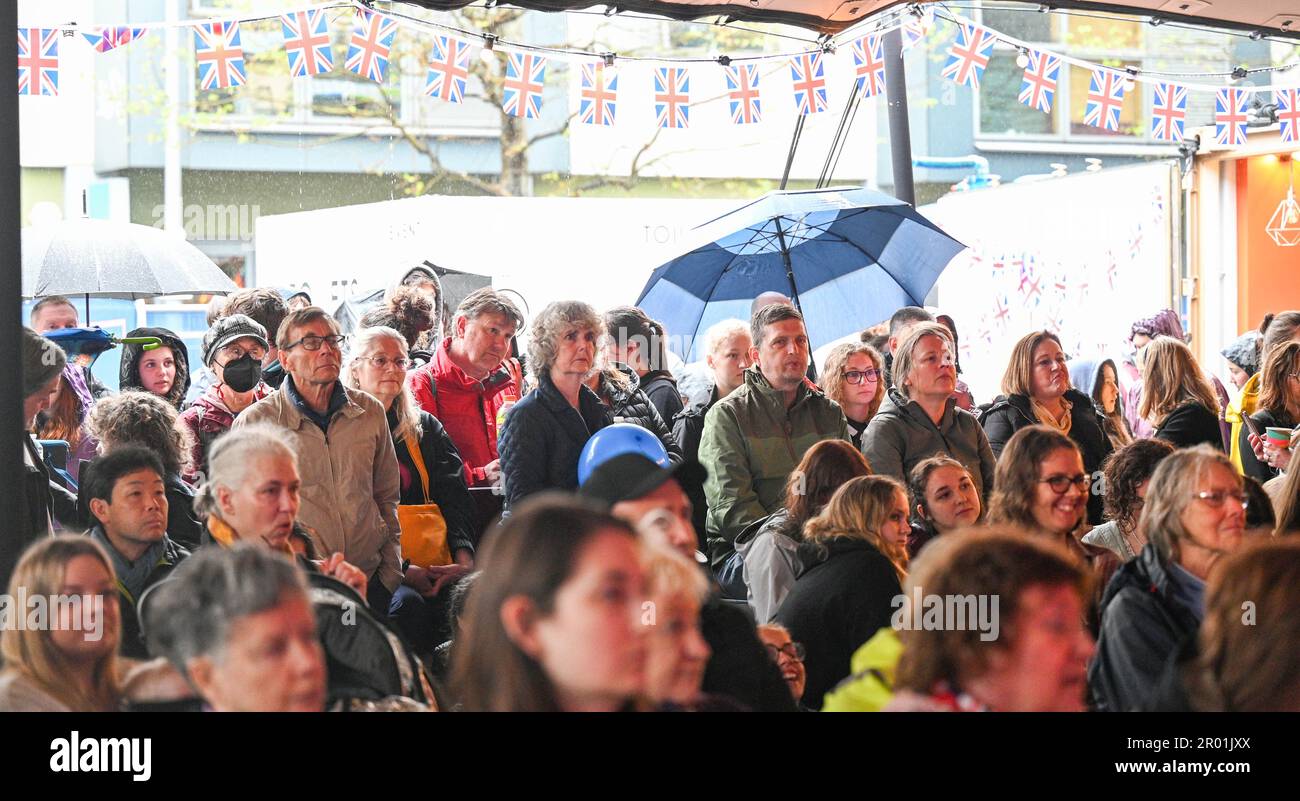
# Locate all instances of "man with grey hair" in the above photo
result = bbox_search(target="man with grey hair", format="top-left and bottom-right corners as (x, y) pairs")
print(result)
(409, 287), (524, 493)
(234, 307), (402, 611)
(143, 543), (328, 712)
(697, 305), (849, 589)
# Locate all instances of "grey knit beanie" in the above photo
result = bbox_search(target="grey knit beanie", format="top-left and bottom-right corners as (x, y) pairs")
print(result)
(22, 326), (67, 398)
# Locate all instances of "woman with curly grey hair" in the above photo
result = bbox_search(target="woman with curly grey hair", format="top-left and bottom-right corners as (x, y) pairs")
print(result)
(87, 391), (202, 551)
(497, 301), (613, 512)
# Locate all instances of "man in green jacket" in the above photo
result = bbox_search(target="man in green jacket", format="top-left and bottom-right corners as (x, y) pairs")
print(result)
(698, 303), (849, 572)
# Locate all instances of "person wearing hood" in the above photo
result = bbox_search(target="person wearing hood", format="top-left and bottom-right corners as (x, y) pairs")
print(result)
(177, 314), (272, 485)
(278, 287), (312, 312)
(1068, 356), (1133, 453)
(602, 306), (684, 425)
(397, 263), (446, 351)
(862, 322), (996, 504)
(1226, 312), (1300, 473)
(119, 326), (191, 411)
(1221, 330), (1261, 390)
(1122, 309), (1186, 439)
(584, 359), (681, 463)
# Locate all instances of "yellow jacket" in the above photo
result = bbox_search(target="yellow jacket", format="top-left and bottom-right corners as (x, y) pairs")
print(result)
(820, 627), (903, 712)
(1224, 372), (1261, 473)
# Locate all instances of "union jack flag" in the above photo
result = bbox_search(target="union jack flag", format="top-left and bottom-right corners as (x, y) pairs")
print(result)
(789, 52), (827, 116)
(502, 52), (547, 119)
(425, 35), (471, 103)
(345, 7), (398, 84)
(1277, 87), (1300, 144)
(281, 10), (333, 78)
(1150, 82), (1187, 142)
(82, 27), (146, 54)
(941, 24), (997, 89)
(852, 35), (886, 99)
(1018, 50), (1060, 114)
(992, 295), (1010, 328)
(1083, 68), (1126, 132)
(1106, 252), (1119, 289)
(1214, 88), (1251, 146)
(654, 67), (689, 129)
(194, 22), (245, 90)
(902, 8), (934, 52)
(17, 28), (58, 96)
(579, 62), (618, 126)
(725, 63), (762, 125)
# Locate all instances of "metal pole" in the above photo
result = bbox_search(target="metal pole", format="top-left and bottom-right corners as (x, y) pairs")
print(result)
(882, 27), (915, 206)
(1, 1), (29, 584)
(164, 0), (182, 233)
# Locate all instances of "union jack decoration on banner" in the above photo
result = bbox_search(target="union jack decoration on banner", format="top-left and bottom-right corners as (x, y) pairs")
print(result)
(17, 28), (58, 96)
(502, 52), (547, 119)
(1214, 88), (1250, 146)
(941, 24), (997, 89)
(281, 10), (333, 78)
(654, 67), (689, 129)
(579, 63), (618, 126)
(194, 22), (246, 90)
(790, 52), (827, 116)
(1018, 50), (1060, 114)
(1083, 68), (1126, 131)
(345, 7), (398, 83)
(725, 64), (762, 125)
(992, 295), (1010, 328)
(82, 27), (146, 54)
(425, 35), (472, 103)
(902, 8), (934, 52)
(852, 35), (886, 99)
(1151, 82), (1188, 142)
(1277, 88), (1300, 144)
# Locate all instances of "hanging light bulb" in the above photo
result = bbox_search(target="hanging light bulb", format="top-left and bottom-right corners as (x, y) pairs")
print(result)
(480, 33), (498, 63)
(1015, 48), (1030, 69)
(1267, 156), (1300, 246)
(1122, 69), (1137, 91)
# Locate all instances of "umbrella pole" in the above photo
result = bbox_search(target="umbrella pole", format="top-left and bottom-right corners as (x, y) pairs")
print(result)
(772, 217), (803, 314)
(85, 293), (90, 324)
(883, 27), (916, 206)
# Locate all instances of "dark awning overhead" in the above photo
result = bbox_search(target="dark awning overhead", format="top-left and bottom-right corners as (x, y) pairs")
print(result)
(404, 0), (1299, 38)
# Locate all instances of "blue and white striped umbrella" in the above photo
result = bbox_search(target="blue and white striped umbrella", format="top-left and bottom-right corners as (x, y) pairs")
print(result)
(636, 187), (966, 361)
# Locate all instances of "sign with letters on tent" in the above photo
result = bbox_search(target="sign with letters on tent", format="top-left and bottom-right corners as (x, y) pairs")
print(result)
(15, 1), (1295, 148)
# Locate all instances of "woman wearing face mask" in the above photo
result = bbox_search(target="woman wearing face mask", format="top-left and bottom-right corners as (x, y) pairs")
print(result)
(980, 331), (1112, 524)
(906, 455), (982, 557)
(119, 326), (191, 411)
(177, 315), (271, 485)
(1068, 357), (1133, 452)
(773, 475), (910, 710)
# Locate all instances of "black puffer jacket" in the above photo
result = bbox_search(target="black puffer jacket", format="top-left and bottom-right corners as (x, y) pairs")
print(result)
(672, 385), (721, 548)
(979, 389), (1112, 524)
(498, 372), (614, 512)
(597, 364), (682, 461)
(1087, 543), (1202, 712)
(640, 369), (684, 426)
(119, 327), (191, 410)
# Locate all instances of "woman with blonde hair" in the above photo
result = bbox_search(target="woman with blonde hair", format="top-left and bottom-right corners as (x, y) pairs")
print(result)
(821, 341), (885, 450)
(0, 537), (122, 711)
(638, 542), (716, 710)
(1139, 336), (1224, 450)
(773, 475), (910, 709)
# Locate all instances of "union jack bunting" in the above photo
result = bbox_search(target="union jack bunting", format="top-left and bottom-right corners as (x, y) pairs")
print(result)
(1150, 82), (1187, 142)
(1018, 50), (1060, 114)
(851, 35), (886, 99)
(502, 52), (547, 119)
(1277, 87), (1300, 144)
(789, 52), (827, 116)
(902, 8), (934, 52)
(653, 67), (689, 129)
(725, 63), (762, 125)
(941, 24), (997, 89)
(82, 27), (146, 54)
(17, 28), (58, 96)
(345, 7), (398, 83)
(281, 10), (333, 78)
(1082, 68), (1126, 132)
(1214, 87), (1250, 146)
(194, 22), (245, 90)
(425, 34), (472, 103)
(579, 62), (618, 126)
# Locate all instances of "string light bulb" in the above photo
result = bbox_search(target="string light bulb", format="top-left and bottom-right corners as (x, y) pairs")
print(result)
(1122, 69), (1137, 91)
(480, 33), (497, 63)
(1016, 48), (1030, 69)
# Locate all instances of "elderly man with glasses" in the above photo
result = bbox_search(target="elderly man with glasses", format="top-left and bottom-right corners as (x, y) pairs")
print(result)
(234, 307), (403, 611)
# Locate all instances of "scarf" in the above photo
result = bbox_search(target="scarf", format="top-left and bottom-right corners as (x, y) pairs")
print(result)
(1031, 396), (1073, 435)
(206, 515), (296, 558)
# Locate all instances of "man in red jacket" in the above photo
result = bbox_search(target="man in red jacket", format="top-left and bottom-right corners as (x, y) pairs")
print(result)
(408, 288), (524, 489)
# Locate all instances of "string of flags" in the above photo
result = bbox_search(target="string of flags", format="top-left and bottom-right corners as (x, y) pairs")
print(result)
(14, 1), (1300, 145)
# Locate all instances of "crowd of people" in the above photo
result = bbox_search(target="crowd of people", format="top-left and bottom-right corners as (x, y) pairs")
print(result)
(6, 277), (1299, 713)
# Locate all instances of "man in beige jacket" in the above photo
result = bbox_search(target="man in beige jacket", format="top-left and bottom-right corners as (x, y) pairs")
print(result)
(234, 307), (403, 608)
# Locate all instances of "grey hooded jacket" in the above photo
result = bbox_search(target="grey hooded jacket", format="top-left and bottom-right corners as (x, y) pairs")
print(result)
(861, 387), (996, 500)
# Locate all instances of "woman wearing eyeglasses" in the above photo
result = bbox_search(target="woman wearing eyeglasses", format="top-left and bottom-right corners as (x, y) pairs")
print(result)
(980, 330), (1112, 524)
(1238, 341), (1300, 482)
(988, 426), (1094, 559)
(344, 325), (477, 659)
(821, 342), (885, 451)
(1089, 445), (1246, 712)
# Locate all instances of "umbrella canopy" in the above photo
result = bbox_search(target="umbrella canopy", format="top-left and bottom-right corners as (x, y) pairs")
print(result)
(636, 186), (966, 362)
(21, 218), (238, 300)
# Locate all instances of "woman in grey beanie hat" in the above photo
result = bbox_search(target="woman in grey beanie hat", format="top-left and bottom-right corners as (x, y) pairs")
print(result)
(1221, 331), (1261, 390)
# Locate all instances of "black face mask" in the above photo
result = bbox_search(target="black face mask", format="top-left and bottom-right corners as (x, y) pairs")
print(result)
(221, 354), (261, 394)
